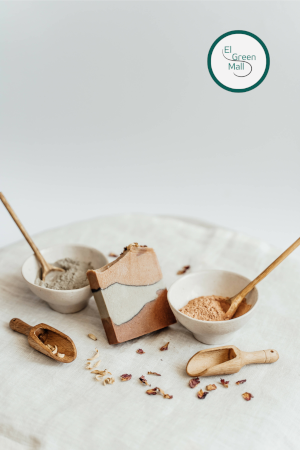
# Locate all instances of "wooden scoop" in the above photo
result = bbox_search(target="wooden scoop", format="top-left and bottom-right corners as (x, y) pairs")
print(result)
(0, 192), (65, 281)
(225, 237), (300, 319)
(9, 318), (77, 363)
(186, 345), (279, 377)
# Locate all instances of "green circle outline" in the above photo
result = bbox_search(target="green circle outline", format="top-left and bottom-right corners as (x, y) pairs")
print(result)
(207, 30), (270, 93)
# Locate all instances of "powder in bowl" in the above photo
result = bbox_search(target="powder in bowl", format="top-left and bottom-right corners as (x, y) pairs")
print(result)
(179, 295), (251, 321)
(35, 258), (93, 290)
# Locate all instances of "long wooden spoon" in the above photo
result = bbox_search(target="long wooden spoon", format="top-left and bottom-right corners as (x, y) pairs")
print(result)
(9, 318), (77, 363)
(186, 345), (279, 377)
(225, 237), (300, 320)
(0, 192), (64, 281)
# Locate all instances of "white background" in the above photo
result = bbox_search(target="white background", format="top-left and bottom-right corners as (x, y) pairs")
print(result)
(1, 2), (299, 258)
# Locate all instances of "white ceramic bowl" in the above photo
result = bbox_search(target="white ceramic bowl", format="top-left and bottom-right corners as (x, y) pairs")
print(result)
(22, 244), (108, 314)
(167, 270), (258, 345)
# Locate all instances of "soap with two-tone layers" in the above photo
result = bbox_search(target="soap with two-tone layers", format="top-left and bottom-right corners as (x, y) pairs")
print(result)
(87, 243), (176, 344)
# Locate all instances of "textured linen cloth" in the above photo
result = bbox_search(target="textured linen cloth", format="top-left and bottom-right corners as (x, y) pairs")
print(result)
(0, 214), (299, 450)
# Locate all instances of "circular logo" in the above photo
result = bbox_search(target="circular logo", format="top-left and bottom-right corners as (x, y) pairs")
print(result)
(207, 30), (270, 92)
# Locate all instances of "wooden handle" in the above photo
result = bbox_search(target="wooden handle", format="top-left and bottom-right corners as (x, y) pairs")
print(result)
(242, 349), (279, 366)
(225, 237), (300, 319)
(0, 192), (50, 273)
(9, 318), (32, 336)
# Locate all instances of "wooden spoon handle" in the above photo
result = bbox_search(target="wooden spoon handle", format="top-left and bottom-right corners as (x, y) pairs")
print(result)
(242, 349), (279, 366)
(10, 318), (32, 336)
(225, 237), (300, 319)
(0, 192), (50, 272)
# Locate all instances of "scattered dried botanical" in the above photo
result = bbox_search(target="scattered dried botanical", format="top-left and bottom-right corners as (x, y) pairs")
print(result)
(57, 353), (65, 358)
(139, 375), (150, 386)
(88, 349), (99, 361)
(146, 387), (173, 399)
(189, 377), (200, 389)
(88, 333), (97, 341)
(92, 369), (111, 376)
(46, 344), (55, 351)
(52, 345), (58, 355)
(220, 378), (229, 388)
(103, 377), (115, 386)
(242, 392), (254, 401)
(148, 372), (161, 376)
(197, 389), (209, 399)
(206, 384), (217, 391)
(160, 342), (170, 351)
(120, 374), (132, 382)
(91, 360), (101, 369)
(136, 349), (145, 354)
(146, 388), (158, 395)
(177, 265), (190, 275)
(85, 362), (93, 370)
(236, 380), (247, 385)
(108, 252), (118, 258)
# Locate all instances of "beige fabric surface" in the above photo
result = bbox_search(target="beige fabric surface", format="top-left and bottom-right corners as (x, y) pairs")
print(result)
(0, 214), (299, 450)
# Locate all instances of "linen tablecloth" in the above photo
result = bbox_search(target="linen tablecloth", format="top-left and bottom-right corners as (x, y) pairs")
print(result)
(0, 214), (299, 450)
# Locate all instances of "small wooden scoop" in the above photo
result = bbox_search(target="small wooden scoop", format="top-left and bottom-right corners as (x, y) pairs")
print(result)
(225, 237), (300, 319)
(0, 192), (65, 281)
(186, 345), (279, 377)
(10, 318), (77, 363)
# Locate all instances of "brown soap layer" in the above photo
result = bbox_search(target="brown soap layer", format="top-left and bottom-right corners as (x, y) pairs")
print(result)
(101, 289), (176, 344)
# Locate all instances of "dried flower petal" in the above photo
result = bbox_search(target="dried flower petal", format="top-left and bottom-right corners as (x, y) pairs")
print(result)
(92, 369), (111, 376)
(120, 374), (132, 381)
(52, 345), (58, 355)
(220, 378), (229, 388)
(146, 388), (158, 395)
(177, 265), (190, 275)
(163, 393), (173, 399)
(197, 389), (209, 399)
(160, 342), (170, 351)
(57, 353), (65, 358)
(189, 377), (200, 389)
(242, 392), (254, 401)
(91, 360), (101, 369)
(236, 380), (247, 385)
(103, 377), (115, 385)
(85, 362), (92, 370)
(108, 252), (118, 258)
(88, 349), (99, 361)
(148, 372), (161, 376)
(88, 333), (97, 341)
(139, 375), (150, 386)
(136, 349), (145, 354)
(206, 384), (217, 391)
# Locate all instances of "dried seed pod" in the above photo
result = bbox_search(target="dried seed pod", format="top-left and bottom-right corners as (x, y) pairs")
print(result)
(189, 377), (200, 389)
(242, 392), (254, 401)
(236, 380), (247, 385)
(160, 342), (170, 351)
(57, 353), (65, 358)
(197, 389), (209, 399)
(88, 334), (97, 341)
(87, 349), (99, 361)
(103, 377), (115, 386)
(220, 378), (229, 388)
(148, 372), (161, 376)
(136, 349), (145, 354)
(206, 384), (217, 391)
(120, 374), (132, 381)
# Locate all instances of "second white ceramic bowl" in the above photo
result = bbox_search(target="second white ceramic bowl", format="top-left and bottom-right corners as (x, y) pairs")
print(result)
(22, 244), (108, 314)
(167, 270), (258, 345)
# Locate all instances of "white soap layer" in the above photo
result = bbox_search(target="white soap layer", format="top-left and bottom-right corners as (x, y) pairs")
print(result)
(98, 280), (166, 326)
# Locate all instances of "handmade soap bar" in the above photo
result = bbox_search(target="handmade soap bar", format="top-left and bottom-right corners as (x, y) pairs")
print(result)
(87, 243), (176, 344)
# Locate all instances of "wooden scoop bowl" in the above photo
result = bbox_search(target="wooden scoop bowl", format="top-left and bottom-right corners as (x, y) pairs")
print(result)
(0, 192), (65, 281)
(10, 318), (77, 363)
(186, 345), (279, 377)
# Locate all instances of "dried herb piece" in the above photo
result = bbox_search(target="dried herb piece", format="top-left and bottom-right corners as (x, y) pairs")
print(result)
(220, 378), (229, 388)
(177, 265), (190, 275)
(108, 252), (118, 258)
(148, 371), (161, 376)
(88, 333), (97, 341)
(146, 388), (158, 395)
(206, 384), (217, 391)
(103, 377), (115, 386)
(91, 360), (101, 369)
(136, 348), (145, 354)
(88, 349), (99, 361)
(139, 375), (150, 386)
(120, 374), (132, 382)
(197, 389), (209, 399)
(92, 370), (111, 377)
(189, 377), (200, 389)
(157, 387), (173, 399)
(160, 342), (170, 351)
(242, 392), (254, 401)
(236, 380), (246, 385)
